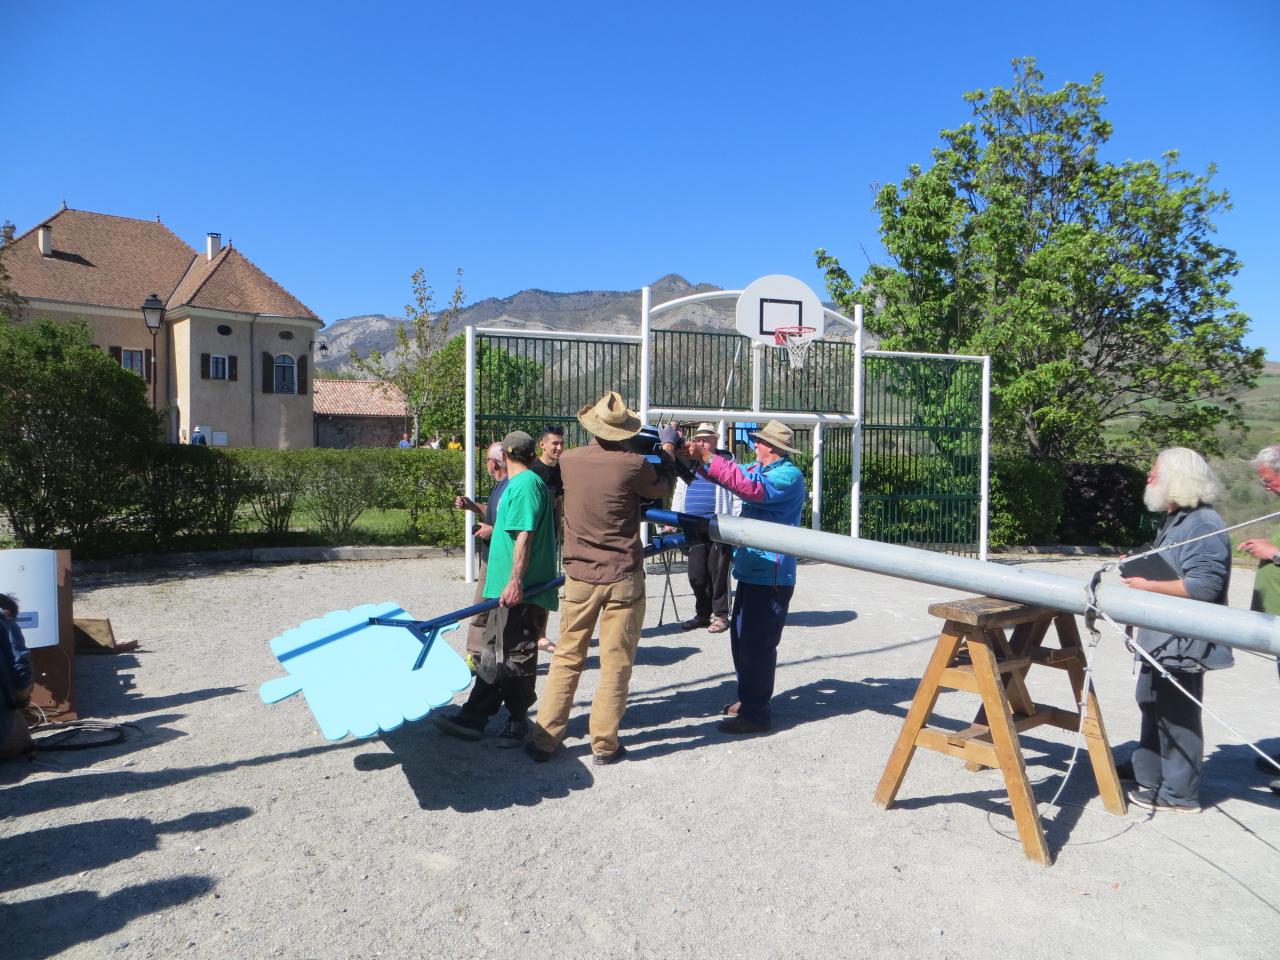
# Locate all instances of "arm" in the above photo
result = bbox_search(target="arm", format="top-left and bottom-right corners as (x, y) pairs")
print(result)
(1239, 537), (1280, 562)
(474, 522), (493, 542)
(501, 530), (533, 607)
(1121, 576), (1192, 599)
(705, 454), (769, 503)
(454, 495), (484, 518)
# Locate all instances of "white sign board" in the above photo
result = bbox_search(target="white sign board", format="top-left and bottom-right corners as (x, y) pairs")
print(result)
(735, 275), (826, 345)
(0, 548), (60, 648)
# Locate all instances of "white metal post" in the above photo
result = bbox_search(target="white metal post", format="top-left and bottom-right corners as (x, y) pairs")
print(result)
(978, 354), (992, 561)
(750, 342), (763, 414)
(464, 325), (477, 584)
(811, 420), (823, 531)
(851, 304), (864, 539)
(717, 418), (727, 450)
(639, 286), (651, 424)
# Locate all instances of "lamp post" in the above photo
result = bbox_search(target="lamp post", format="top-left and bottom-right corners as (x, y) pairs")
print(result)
(318, 341), (329, 360)
(141, 292), (165, 408)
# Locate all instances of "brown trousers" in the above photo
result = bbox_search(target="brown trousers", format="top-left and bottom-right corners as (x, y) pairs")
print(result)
(466, 560), (489, 655)
(532, 569), (646, 756)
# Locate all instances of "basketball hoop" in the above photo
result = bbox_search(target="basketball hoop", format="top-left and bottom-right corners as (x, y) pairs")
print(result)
(774, 325), (817, 370)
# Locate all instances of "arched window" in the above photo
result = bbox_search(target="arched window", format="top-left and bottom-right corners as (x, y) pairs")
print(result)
(274, 354), (296, 394)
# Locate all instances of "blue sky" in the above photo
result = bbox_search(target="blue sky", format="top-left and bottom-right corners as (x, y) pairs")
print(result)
(3, 2), (1277, 353)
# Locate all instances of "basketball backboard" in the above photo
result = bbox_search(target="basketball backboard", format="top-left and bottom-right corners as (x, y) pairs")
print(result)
(734, 275), (826, 344)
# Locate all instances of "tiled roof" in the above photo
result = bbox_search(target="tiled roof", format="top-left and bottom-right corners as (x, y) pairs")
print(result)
(313, 379), (409, 418)
(1, 208), (319, 321)
(2, 208), (194, 310)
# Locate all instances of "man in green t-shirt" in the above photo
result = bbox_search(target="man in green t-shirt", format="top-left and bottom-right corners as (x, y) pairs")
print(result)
(434, 430), (558, 747)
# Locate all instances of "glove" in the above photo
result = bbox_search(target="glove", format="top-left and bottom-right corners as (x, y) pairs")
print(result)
(658, 425), (679, 445)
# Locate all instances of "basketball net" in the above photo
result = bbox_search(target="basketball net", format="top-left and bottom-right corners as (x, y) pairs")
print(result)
(774, 325), (817, 370)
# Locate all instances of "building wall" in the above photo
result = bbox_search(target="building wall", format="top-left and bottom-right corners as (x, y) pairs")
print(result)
(25, 301), (175, 436)
(24, 301), (318, 449)
(316, 415), (409, 449)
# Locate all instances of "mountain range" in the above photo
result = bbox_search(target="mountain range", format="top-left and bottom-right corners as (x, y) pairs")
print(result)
(315, 274), (850, 372)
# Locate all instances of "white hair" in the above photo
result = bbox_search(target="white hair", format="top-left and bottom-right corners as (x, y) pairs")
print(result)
(1251, 445), (1280, 473)
(1145, 447), (1222, 511)
(486, 441), (505, 461)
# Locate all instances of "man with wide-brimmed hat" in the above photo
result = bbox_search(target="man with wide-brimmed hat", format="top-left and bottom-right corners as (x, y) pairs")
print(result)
(670, 423), (741, 633)
(527, 391), (676, 765)
(683, 419), (806, 734)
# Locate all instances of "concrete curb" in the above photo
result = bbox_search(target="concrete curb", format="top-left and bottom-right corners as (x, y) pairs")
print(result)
(72, 543), (461, 574)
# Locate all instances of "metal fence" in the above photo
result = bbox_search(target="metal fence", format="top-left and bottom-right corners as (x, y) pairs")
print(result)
(859, 354), (984, 556)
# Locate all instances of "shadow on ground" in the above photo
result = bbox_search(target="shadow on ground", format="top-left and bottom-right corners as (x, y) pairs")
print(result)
(77, 652), (242, 718)
(370, 723), (596, 812)
(0, 807), (251, 893)
(0, 876), (215, 960)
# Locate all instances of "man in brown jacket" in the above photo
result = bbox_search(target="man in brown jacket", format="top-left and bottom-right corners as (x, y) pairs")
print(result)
(527, 391), (675, 765)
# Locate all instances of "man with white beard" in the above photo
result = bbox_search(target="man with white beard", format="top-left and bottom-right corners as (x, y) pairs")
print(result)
(1118, 447), (1233, 813)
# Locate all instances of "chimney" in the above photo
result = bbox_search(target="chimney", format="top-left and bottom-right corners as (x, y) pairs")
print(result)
(206, 232), (222, 260)
(37, 224), (53, 256)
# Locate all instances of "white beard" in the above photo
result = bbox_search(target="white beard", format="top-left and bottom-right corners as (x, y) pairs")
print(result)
(1143, 477), (1171, 513)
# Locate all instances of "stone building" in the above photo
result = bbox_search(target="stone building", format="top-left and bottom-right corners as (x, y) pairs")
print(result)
(313, 379), (411, 448)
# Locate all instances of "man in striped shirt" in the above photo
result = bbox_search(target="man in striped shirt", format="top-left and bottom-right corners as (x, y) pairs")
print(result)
(671, 423), (740, 633)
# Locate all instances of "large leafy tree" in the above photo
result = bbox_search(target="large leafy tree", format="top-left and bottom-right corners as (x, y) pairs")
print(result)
(350, 266), (465, 442)
(816, 58), (1261, 460)
(417, 334), (545, 438)
(0, 317), (161, 545)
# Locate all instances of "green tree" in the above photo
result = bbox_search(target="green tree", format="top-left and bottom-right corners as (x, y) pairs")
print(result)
(418, 334), (546, 438)
(816, 58), (1261, 460)
(0, 318), (161, 545)
(349, 266), (465, 442)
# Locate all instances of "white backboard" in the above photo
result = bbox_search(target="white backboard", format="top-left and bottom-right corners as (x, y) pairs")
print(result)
(734, 275), (826, 345)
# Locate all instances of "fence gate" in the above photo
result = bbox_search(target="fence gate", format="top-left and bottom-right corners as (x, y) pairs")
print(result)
(857, 351), (989, 558)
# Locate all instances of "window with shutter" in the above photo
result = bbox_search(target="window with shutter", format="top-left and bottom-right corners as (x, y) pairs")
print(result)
(228, 355), (238, 381)
(274, 355), (296, 395)
(200, 353), (211, 379)
(297, 355), (308, 395)
(261, 352), (274, 393)
(144, 348), (153, 383)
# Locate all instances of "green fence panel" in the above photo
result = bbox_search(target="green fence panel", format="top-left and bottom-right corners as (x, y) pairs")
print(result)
(860, 355), (982, 556)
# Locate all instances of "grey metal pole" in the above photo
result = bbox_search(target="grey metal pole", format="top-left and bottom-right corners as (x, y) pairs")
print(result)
(708, 514), (1280, 658)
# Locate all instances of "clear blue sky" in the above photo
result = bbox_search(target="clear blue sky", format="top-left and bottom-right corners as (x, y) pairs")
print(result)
(3, 2), (1277, 353)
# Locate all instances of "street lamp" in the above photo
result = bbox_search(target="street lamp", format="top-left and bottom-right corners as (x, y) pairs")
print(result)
(318, 340), (329, 359)
(141, 292), (165, 407)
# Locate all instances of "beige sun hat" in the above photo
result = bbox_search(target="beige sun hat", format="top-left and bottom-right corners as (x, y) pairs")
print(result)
(748, 420), (800, 455)
(577, 390), (643, 441)
(692, 422), (719, 439)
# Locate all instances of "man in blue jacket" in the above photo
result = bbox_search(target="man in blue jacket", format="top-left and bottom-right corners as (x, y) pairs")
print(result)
(683, 420), (806, 734)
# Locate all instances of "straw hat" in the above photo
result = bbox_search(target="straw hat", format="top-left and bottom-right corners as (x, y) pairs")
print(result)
(748, 420), (800, 455)
(577, 391), (642, 441)
(692, 422), (719, 440)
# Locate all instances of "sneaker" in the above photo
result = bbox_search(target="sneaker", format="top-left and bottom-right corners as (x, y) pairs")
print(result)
(496, 719), (530, 749)
(718, 716), (771, 735)
(431, 709), (484, 741)
(593, 744), (628, 766)
(524, 740), (554, 763)
(680, 617), (711, 631)
(1127, 787), (1200, 814)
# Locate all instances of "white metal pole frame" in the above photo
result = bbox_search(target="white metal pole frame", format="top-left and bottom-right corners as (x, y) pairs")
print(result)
(978, 354), (992, 561)
(464, 325), (477, 584)
(750, 342), (763, 414)
(851, 304), (864, 539)
(811, 421), (823, 531)
(639, 286), (652, 424)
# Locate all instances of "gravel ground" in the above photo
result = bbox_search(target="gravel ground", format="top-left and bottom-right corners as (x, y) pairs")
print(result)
(1, 553), (1278, 960)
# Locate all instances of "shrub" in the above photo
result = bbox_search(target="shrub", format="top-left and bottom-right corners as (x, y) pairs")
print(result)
(300, 449), (382, 538)
(232, 449), (308, 535)
(988, 458), (1066, 547)
(1057, 462), (1148, 546)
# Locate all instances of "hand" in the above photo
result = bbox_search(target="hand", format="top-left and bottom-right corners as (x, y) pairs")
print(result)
(455, 495), (480, 514)
(474, 522), (493, 541)
(500, 580), (523, 607)
(1121, 576), (1155, 592)
(1238, 538), (1279, 561)
(684, 438), (713, 463)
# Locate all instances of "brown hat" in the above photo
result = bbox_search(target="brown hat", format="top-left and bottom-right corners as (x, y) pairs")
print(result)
(748, 420), (800, 456)
(693, 422), (719, 439)
(502, 430), (536, 459)
(576, 391), (642, 441)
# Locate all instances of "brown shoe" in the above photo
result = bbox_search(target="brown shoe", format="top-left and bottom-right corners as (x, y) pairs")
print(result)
(721, 701), (740, 717)
(718, 716), (770, 735)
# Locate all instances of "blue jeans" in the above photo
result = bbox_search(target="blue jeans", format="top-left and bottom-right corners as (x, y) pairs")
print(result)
(730, 582), (794, 724)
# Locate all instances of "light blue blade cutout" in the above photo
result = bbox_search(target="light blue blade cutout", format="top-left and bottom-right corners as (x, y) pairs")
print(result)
(259, 602), (473, 741)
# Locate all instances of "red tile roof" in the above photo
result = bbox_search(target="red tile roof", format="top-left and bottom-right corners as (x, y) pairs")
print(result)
(313, 379), (409, 418)
(1, 208), (318, 321)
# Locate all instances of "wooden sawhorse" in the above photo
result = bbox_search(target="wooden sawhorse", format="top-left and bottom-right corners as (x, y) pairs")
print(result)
(873, 596), (1127, 865)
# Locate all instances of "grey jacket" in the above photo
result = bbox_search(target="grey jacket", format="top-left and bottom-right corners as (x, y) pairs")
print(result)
(1133, 506), (1235, 672)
